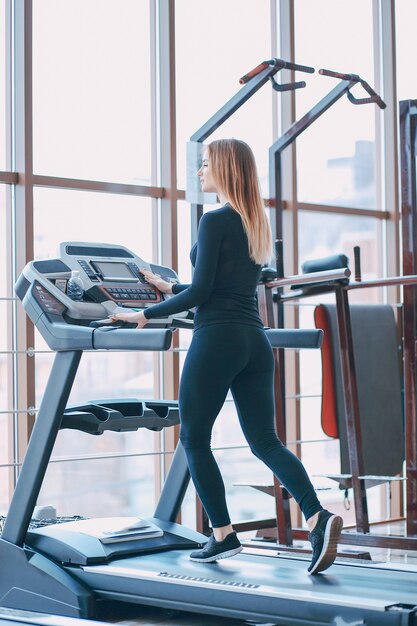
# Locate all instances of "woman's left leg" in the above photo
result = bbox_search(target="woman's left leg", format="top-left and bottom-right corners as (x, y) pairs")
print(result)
(179, 325), (247, 529)
(179, 326), (246, 561)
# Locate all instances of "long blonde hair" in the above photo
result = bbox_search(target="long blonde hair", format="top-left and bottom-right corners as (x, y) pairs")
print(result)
(208, 139), (273, 265)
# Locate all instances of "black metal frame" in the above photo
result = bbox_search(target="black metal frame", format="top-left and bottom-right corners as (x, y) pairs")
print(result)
(265, 71), (386, 544)
(1, 351), (82, 546)
(253, 271), (417, 551)
(400, 99), (417, 537)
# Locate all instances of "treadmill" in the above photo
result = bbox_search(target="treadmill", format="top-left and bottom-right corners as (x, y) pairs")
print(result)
(0, 608), (104, 626)
(1, 241), (416, 626)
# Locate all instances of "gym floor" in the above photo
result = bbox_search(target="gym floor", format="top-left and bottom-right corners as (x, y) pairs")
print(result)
(103, 521), (417, 626)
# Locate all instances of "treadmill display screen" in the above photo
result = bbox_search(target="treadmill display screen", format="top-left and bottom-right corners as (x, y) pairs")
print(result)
(94, 262), (135, 281)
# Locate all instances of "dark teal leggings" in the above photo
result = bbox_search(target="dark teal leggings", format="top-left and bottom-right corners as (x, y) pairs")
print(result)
(179, 324), (322, 528)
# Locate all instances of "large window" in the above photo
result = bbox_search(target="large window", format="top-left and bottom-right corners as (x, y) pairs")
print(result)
(32, 1), (152, 184)
(3, 2), (401, 533)
(294, 0), (377, 209)
(0, 185), (12, 514)
(32, 189), (157, 515)
(177, 200), (192, 283)
(290, 1), (386, 523)
(175, 0), (272, 194)
(38, 438), (159, 519)
(395, 0), (417, 101)
(33, 188), (154, 261)
(0, 0), (7, 170)
(297, 211), (381, 286)
(292, 0), (382, 518)
(0, 0), (12, 516)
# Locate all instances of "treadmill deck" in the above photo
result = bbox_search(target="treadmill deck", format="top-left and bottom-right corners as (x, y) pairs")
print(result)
(74, 548), (417, 625)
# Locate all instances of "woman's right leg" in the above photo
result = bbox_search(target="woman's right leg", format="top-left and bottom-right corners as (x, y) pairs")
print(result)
(230, 328), (322, 522)
(231, 327), (342, 574)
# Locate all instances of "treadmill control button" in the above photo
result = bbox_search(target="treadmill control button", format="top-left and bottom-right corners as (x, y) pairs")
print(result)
(104, 286), (157, 301)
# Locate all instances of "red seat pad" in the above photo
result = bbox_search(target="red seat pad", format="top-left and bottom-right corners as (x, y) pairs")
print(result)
(314, 305), (338, 439)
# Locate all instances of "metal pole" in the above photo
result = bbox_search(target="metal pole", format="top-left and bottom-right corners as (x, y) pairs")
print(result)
(399, 100), (417, 536)
(2, 350), (82, 546)
(13, 0), (35, 488)
(335, 287), (369, 534)
(190, 64), (283, 243)
(154, 442), (191, 522)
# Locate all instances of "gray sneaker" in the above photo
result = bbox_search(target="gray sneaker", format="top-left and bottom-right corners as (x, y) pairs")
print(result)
(189, 532), (243, 563)
(308, 510), (343, 574)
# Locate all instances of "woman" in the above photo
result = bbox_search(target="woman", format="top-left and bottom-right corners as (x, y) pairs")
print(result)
(112, 139), (343, 574)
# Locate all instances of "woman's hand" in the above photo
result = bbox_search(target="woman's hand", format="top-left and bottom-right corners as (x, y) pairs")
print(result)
(111, 309), (148, 329)
(141, 268), (176, 294)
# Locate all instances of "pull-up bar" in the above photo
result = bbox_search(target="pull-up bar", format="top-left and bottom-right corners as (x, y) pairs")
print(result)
(188, 59), (385, 242)
(319, 68), (386, 108)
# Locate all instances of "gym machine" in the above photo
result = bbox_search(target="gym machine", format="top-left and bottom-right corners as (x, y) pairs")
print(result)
(254, 257), (417, 551)
(241, 93), (417, 552)
(1, 242), (416, 625)
(400, 99), (417, 538)
(262, 67), (388, 548)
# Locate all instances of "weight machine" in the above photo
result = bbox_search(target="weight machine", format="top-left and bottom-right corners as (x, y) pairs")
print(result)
(240, 97), (417, 551)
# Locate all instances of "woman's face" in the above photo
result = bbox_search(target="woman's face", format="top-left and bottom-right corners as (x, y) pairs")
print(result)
(197, 151), (217, 193)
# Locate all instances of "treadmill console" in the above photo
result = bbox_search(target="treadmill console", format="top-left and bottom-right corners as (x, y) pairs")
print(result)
(15, 242), (190, 350)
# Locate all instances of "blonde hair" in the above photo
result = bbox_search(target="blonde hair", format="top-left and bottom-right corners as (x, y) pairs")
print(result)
(208, 139), (273, 265)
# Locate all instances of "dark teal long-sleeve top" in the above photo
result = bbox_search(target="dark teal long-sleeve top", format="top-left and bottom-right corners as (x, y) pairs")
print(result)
(144, 204), (264, 330)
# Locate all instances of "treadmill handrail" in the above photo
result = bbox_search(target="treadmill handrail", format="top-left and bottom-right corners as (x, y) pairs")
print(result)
(265, 267), (351, 289)
(92, 327), (172, 351)
(265, 328), (323, 350)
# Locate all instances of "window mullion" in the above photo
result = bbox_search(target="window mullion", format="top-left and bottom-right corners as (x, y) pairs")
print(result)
(12, 0), (35, 488)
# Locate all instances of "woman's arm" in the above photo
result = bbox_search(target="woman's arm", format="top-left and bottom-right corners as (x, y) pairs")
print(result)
(172, 283), (190, 294)
(142, 212), (223, 320)
(111, 278), (194, 327)
(138, 270), (189, 295)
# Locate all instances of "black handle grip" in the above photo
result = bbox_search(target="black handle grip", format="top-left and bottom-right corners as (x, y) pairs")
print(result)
(354, 246), (362, 282)
(275, 239), (284, 278)
(373, 95), (386, 109)
(347, 91), (386, 108)
(319, 68), (359, 81)
(282, 60), (315, 74)
(271, 79), (306, 92)
(357, 79), (387, 109)
(319, 68), (386, 109)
